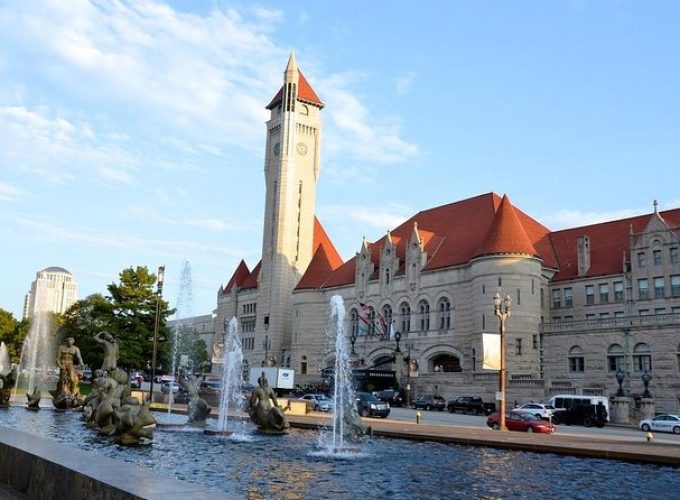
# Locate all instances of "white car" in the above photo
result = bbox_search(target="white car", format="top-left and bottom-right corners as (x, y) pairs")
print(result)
(639, 414), (680, 435)
(300, 394), (334, 412)
(513, 403), (555, 420)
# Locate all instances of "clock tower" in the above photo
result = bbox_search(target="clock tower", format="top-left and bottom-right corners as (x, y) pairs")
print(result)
(258, 53), (324, 363)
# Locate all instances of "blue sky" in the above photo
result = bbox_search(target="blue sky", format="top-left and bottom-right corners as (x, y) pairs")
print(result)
(1, 1), (679, 320)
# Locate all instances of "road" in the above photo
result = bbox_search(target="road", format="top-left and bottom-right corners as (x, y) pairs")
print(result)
(385, 406), (680, 445)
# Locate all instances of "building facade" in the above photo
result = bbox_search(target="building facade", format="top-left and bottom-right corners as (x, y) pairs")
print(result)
(23, 266), (78, 319)
(213, 56), (680, 414)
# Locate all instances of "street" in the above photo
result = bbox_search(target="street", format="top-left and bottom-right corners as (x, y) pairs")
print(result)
(385, 407), (680, 445)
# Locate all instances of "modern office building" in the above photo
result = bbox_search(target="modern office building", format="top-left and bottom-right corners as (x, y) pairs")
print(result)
(23, 266), (78, 319)
(212, 55), (680, 413)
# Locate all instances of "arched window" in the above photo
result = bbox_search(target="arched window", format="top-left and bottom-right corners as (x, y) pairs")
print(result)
(350, 309), (360, 337)
(568, 346), (585, 372)
(633, 343), (652, 372)
(400, 303), (411, 333)
(419, 300), (430, 331)
(438, 298), (451, 330)
(385, 268), (390, 285)
(607, 344), (624, 372)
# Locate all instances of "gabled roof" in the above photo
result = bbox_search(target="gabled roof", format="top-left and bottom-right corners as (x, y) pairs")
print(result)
(295, 218), (345, 289)
(473, 194), (539, 258)
(265, 71), (324, 110)
(321, 192), (556, 289)
(240, 260), (261, 290)
(222, 260), (250, 294)
(313, 217), (343, 268)
(549, 208), (680, 281)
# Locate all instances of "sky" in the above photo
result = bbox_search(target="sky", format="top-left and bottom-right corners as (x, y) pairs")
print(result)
(1, 0), (679, 320)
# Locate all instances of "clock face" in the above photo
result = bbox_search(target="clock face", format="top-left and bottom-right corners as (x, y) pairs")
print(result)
(273, 143), (281, 156)
(296, 142), (308, 156)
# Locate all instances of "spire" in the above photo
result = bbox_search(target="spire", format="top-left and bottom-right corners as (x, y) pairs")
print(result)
(473, 194), (537, 258)
(266, 55), (324, 110)
(653, 199), (659, 215)
(285, 51), (298, 79)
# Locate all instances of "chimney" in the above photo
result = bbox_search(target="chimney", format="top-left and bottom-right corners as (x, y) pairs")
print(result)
(577, 235), (590, 277)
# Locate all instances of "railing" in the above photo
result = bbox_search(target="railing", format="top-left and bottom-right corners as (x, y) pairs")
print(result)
(540, 312), (680, 334)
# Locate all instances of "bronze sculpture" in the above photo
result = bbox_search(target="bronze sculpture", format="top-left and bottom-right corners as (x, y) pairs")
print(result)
(248, 372), (289, 434)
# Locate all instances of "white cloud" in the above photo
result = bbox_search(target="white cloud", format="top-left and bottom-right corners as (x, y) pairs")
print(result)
(321, 72), (420, 165)
(394, 72), (416, 96)
(98, 165), (134, 185)
(0, 182), (24, 202)
(126, 205), (247, 233)
(319, 203), (413, 232)
(541, 208), (647, 230)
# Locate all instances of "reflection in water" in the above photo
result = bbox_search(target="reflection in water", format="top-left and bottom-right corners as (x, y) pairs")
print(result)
(0, 407), (678, 499)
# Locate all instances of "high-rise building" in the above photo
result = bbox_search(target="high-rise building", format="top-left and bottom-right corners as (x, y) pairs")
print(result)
(23, 266), (78, 319)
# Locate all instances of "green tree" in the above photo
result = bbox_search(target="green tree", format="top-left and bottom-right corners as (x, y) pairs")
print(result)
(58, 266), (173, 372)
(0, 308), (30, 364)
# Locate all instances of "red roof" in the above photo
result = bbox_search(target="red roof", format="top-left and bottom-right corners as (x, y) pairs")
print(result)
(549, 208), (680, 281)
(473, 194), (539, 258)
(266, 71), (324, 110)
(222, 260), (250, 294)
(240, 260), (261, 290)
(322, 193), (556, 289)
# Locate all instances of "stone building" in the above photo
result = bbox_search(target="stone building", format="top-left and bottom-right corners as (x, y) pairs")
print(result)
(23, 266), (78, 319)
(213, 55), (680, 414)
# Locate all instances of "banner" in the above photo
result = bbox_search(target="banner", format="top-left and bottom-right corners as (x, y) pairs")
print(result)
(482, 333), (501, 370)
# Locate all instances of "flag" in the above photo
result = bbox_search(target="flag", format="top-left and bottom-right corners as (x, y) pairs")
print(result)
(358, 302), (371, 326)
(378, 313), (389, 338)
(482, 333), (501, 370)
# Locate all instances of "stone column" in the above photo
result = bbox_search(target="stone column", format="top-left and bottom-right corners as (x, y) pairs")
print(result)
(638, 398), (655, 421)
(611, 397), (631, 425)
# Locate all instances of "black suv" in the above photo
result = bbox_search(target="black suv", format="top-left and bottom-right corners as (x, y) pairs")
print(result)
(447, 396), (496, 415)
(411, 395), (446, 411)
(355, 392), (390, 418)
(375, 389), (404, 407)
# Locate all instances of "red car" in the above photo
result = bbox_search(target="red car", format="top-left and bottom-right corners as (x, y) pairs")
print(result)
(486, 411), (556, 434)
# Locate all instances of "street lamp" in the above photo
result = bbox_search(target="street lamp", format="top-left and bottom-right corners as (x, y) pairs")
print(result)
(641, 370), (652, 398)
(615, 368), (625, 397)
(493, 291), (512, 432)
(149, 265), (165, 403)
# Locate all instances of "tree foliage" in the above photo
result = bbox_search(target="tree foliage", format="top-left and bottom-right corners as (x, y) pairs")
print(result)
(0, 308), (29, 363)
(58, 266), (173, 372)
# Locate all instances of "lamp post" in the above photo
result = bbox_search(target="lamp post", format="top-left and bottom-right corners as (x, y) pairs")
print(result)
(615, 368), (625, 397)
(149, 265), (165, 403)
(493, 291), (512, 432)
(641, 370), (652, 398)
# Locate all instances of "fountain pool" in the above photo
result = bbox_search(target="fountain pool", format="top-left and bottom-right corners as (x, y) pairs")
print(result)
(0, 407), (677, 499)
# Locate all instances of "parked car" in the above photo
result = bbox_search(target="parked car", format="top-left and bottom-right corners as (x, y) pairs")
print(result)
(129, 374), (141, 389)
(513, 403), (555, 420)
(552, 400), (607, 428)
(447, 396), (496, 415)
(199, 380), (222, 395)
(375, 389), (404, 408)
(300, 393), (334, 412)
(161, 381), (180, 394)
(639, 414), (680, 435)
(486, 411), (556, 434)
(412, 395), (446, 411)
(355, 392), (390, 418)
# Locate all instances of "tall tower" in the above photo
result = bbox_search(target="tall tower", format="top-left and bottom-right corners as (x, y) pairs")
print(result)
(258, 53), (324, 363)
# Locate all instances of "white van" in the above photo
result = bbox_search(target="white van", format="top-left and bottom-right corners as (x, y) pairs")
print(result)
(545, 394), (610, 426)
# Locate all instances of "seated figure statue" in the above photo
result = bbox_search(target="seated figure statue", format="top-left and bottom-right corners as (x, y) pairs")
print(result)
(248, 372), (289, 435)
(114, 396), (156, 445)
(0, 367), (17, 407)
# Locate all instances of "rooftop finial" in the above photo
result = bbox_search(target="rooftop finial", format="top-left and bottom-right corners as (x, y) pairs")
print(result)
(653, 199), (659, 215)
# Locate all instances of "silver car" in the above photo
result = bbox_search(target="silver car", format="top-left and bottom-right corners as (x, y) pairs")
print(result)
(300, 393), (333, 412)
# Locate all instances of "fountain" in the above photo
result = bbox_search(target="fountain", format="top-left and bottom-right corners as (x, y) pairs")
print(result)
(214, 316), (246, 436)
(315, 295), (365, 456)
(167, 260), (194, 413)
(16, 312), (56, 401)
